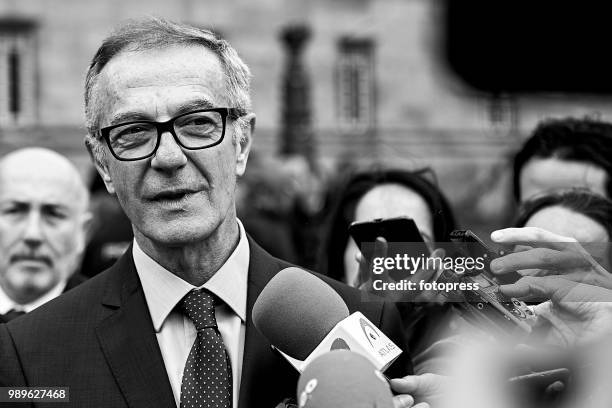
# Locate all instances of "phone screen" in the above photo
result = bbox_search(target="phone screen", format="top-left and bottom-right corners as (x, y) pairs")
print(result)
(348, 217), (431, 262)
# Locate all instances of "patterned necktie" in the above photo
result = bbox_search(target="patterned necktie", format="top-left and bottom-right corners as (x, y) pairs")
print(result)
(179, 289), (232, 408)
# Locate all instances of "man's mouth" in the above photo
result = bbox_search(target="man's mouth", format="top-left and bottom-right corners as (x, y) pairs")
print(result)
(149, 188), (201, 205)
(11, 254), (52, 267)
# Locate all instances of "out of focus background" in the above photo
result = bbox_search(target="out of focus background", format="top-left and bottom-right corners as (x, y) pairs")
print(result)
(0, 0), (610, 270)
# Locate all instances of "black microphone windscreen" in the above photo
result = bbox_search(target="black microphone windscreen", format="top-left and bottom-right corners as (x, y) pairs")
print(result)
(252, 267), (350, 360)
(297, 350), (394, 408)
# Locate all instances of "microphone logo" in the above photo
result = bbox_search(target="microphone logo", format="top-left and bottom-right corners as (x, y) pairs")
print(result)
(359, 318), (380, 348)
(299, 378), (318, 407)
(330, 338), (351, 351)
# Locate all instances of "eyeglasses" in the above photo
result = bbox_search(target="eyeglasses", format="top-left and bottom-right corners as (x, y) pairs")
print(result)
(98, 108), (241, 161)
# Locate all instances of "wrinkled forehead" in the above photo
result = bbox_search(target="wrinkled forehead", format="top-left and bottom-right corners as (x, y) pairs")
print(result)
(90, 45), (228, 118)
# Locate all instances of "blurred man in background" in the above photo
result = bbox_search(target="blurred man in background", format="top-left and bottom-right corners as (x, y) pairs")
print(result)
(0, 148), (90, 322)
(513, 117), (612, 202)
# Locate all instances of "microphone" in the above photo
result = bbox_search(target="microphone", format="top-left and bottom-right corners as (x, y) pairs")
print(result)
(296, 350), (394, 408)
(252, 267), (402, 372)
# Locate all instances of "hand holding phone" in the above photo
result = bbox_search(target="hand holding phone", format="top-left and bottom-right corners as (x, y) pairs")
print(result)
(442, 229), (537, 335)
(348, 216), (430, 261)
(348, 217), (442, 300)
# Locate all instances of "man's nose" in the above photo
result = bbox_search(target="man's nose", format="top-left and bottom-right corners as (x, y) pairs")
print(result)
(151, 131), (188, 171)
(23, 211), (43, 247)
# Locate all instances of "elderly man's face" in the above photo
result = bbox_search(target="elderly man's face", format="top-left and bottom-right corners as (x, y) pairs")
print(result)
(93, 46), (251, 247)
(0, 154), (88, 304)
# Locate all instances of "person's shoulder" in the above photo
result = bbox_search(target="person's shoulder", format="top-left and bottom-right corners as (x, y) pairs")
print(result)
(4, 267), (114, 337)
(64, 272), (88, 291)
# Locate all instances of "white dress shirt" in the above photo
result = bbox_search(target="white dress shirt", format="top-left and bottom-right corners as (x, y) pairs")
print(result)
(133, 219), (249, 408)
(0, 280), (67, 314)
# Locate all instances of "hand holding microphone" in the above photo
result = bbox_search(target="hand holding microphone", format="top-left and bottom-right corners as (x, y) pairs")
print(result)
(297, 350), (442, 408)
(252, 267), (402, 371)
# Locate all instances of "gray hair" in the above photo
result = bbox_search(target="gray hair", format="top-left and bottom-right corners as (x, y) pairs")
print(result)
(83, 17), (252, 164)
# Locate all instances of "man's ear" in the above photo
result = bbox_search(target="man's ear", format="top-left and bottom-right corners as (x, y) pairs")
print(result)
(235, 114), (255, 177)
(79, 211), (94, 252)
(93, 159), (115, 195)
(86, 137), (116, 195)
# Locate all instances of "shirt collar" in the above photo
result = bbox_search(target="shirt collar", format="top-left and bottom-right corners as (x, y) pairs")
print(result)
(134, 219), (249, 332)
(0, 280), (67, 314)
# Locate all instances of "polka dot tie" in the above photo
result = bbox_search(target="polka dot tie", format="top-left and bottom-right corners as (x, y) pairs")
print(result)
(179, 289), (232, 408)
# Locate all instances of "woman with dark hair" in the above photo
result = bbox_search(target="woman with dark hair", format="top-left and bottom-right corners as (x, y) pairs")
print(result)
(318, 167), (458, 374)
(319, 168), (456, 285)
(512, 117), (612, 202)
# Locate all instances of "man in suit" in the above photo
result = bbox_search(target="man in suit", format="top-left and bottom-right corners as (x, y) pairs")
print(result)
(0, 18), (415, 407)
(0, 148), (90, 324)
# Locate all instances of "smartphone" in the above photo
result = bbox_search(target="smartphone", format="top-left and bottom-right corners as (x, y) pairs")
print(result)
(450, 229), (521, 283)
(348, 217), (430, 280)
(509, 368), (571, 407)
(508, 367), (570, 386)
(440, 229), (536, 334)
(449, 230), (501, 276)
(348, 217), (430, 256)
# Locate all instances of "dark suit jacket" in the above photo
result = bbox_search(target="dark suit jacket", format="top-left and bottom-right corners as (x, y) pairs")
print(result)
(0, 274), (86, 324)
(0, 239), (411, 407)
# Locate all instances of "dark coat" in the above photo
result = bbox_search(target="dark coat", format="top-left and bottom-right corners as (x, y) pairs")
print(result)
(0, 239), (411, 407)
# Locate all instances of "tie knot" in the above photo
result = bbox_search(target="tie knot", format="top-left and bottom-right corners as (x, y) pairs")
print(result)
(180, 289), (217, 330)
(2, 309), (26, 322)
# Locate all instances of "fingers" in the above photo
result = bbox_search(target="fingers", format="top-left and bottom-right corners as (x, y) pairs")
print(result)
(390, 377), (419, 394)
(391, 375), (440, 408)
(429, 248), (446, 280)
(490, 227), (611, 278)
(500, 276), (612, 303)
(390, 374), (442, 395)
(373, 236), (389, 259)
(393, 396), (430, 408)
(355, 250), (370, 288)
(491, 228), (608, 269)
(393, 394), (415, 408)
(356, 237), (389, 290)
(491, 227), (577, 250)
(500, 276), (574, 301)
(547, 269), (612, 290)
(490, 248), (589, 275)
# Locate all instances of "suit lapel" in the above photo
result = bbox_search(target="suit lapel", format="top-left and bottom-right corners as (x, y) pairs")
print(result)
(95, 249), (176, 408)
(238, 239), (298, 408)
(94, 239), (296, 408)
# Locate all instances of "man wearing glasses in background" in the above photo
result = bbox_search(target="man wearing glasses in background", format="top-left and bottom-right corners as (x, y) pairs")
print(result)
(0, 18), (418, 408)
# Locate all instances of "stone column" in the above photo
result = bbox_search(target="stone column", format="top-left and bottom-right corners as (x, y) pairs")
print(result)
(279, 24), (315, 161)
